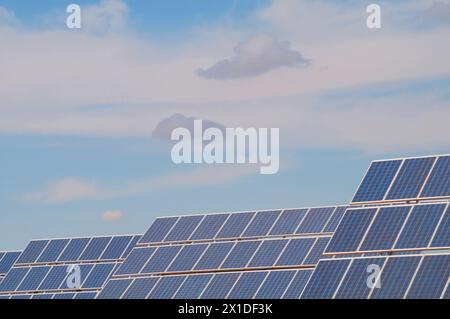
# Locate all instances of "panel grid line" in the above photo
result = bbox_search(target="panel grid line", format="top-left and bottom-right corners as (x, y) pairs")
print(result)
(403, 256), (424, 299)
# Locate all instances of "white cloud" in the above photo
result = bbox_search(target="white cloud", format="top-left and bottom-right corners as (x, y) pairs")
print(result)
(102, 210), (124, 221)
(196, 34), (310, 79)
(82, 0), (129, 34)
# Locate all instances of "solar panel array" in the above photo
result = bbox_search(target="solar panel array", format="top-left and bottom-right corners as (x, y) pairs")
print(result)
(97, 206), (348, 299)
(0, 252), (21, 284)
(352, 155), (449, 204)
(0, 235), (140, 299)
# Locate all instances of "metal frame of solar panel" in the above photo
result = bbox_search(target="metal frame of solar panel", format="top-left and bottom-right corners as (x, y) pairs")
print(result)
(0, 235), (140, 299)
(98, 206), (348, 299)
(352, 154), (450, 205)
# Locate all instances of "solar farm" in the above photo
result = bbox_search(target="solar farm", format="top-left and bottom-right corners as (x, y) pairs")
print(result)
(0, 154), (448, 299)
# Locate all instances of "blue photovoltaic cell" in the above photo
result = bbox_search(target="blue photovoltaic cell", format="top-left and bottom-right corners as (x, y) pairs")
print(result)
(168, 244), (208, 272)
(255, 271), (296, 299)
(296, 207), (335, 234)
(79, 237), (112, 261)
(215, 212), (255, 239)
(190, 214), (229, 240)
(395, 204), (446, 249)
(53, 293), (75, 299)
(38, 266), (67, 290)
(335, 258), (386, 299)
(444, 286), (450, 299)
(115, 248), (155, 275)
(97, 279), (132, 299)
(248, 240), (288, 268)
(323, 207), (347, 233)
(227, 272), (267, 299)
(122, 235), (141, 258)
(386, 157), (435, 200)
(0, 252), (21, 274)
(141, 246), (182, 274)
(431, 205), (450, 248)
(407, 255), (450, 299)
(17, 266), (51, 291)
(276, 238), (315, 266)
(0, 268), (30, 292)
(269, 209), (308, 236)
(301, 259), (351, 299)
(371, 256), (421, 299)
(174, 275), (212, 299)
(164, 215), (204, 242)
(194, 242), (235, 271)
(201, 273), (240, 299)
(326, 209), (377, 253)
(360, 206), (411, 251)
(148, 276), (185, 299)
(101, 236), (132, 260)
(32, 294), (53, 299)
(58, 238), (90, 262)
(242, 211), (281, 237)
(139, 217), (178, 244)
(11, 295), (31, 299)
(16, 240), (49, 264)
(82, 263), (115, 289)
(283, 270), (313, 299)
(75, 292), (97, 299)
(221, 241), (261, 269)
(37, 239), (69, 263)
(352, 160), (402, 203)
(303, 237), (330, 265)
(420, 156), (450, 198)
(122, 277), (159, 299)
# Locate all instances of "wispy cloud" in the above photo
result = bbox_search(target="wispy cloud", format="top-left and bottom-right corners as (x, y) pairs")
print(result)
(102, 210), (124, 221)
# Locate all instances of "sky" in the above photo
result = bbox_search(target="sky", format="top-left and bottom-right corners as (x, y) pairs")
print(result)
(0, 0), (449, 250)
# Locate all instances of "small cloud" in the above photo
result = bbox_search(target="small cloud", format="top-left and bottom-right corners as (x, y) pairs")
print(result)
(102, 210), (124, 221)
(152, 113), (226, 141)
(196, 34), (310, 80)
(83, 0), (129, 34)
(24, 178), (100, 203)
(0, 6), (19, 27)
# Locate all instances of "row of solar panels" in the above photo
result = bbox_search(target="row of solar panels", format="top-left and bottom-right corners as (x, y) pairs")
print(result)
(303, 253), (450, 299)
(0, 292), (97, 299)
(15, 235), (141, 266)
(352, 155), (449, 203)
(326, 203), (450, 254)
(99, 269), (314, 299)
(115, 236), (331, 277)
(0, 252), (21, 278)
(139, 206), (347, 245)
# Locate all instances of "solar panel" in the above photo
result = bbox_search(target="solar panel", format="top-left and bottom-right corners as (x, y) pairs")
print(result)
(174, 274), (213, 299)
(139, 217), (178, 244)
(420, 156), (450, 198)
(227, 271), (267, 299)
(296, 207), (335, 234)
(276, 238), (315, 266)
(164, 215), (204, 242)
(269, 209), (308, 236)
(190, 214), (229, 240)
(122, 277), (158, 299)
(0, 252), (21, 276)
(255, 270), (296, 299)
(242, 211), (281, 237)
(147, 276), (185, 299)
(282, 270), (313, 299)
(215, 212), (255, 239)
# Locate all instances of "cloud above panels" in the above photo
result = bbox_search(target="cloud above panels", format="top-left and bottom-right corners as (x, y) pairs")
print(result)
(196, 35), (310, 79)
(152, 113), (226, 141)
(102, 210), (124, 221)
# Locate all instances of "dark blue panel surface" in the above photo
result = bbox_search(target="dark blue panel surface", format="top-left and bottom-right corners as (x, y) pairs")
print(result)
(386, 157), (435, 200)
(353, 160), (401, 202)
(360, 206), (411, 251)
(164, 215), (204, 242)
(53, 293), (75, 299)
(122, 235), (141, 258)
(284, 270), (313, 299)
(420, 156), (450, 198)
(122, 278), (159, 299)
(335, 258), (386, 299)
(174, 275), (213, 299)
(190, 214), (229, 240)
(228, 272), (267, 299)
(395, 204), (446, 249)
(115, 248), (155, 275)
(148, 276), (185, 299)
(242, 211), (281, 237)
(79, 237), (111, 261)
(269, 209), (308, 236)
(58, 238), (90, 262)
(0, 252), (21, 274)
(407, 255), (450, 299)
(17, 266), (51, 291)
(255, 271), (296, 299)
(74, 292), (97, 299)
(82, 263), (115, 289)
(97, 279), (132, 299)
(194, 242), (235, 271)
(38, 266), (68, 290)
(37, 240), (69, 263)
(326, 209), (377, 253)
(276, 238), (315, 266)
(371, 256), (421, 299)
(101, 236), (133, 260)
(301, 259), (351, 299)
(248, 240), (288, 268)
(431, 205), (450, 248)
(215, 212), (255, 239)
(16, 241), (49, 264)
(221, 241), (261, 269)
(201, 273), (240, 299)
(0, 268), (30, 292)
(139, 217), (178, 244)
(323, 206), (347, 233)
(141, 246), (181, 273)
(296, 207), (335, 234)
(303, 237), (331, 265)
(168, 244), (208, 272)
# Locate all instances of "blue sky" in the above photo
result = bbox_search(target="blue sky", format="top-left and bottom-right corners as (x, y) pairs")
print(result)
(0, 0), (449, 249)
